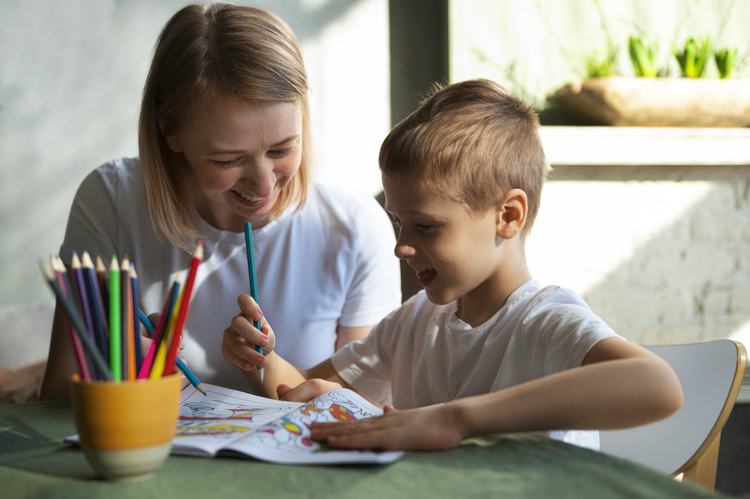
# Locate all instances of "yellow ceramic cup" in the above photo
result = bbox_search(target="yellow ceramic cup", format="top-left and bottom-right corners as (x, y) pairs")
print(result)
(69, 374), (181, 482)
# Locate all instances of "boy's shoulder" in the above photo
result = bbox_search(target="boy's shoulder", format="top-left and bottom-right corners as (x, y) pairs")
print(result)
(513, 282), (618, 342)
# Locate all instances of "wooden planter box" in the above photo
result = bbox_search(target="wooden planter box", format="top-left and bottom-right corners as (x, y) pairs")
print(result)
(547, 77), (750, 127)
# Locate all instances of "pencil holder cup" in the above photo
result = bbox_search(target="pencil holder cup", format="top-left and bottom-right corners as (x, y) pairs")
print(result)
(69, 374), (181, 482)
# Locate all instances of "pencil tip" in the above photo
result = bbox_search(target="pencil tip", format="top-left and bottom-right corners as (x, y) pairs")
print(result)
(198, 384), (206, 395)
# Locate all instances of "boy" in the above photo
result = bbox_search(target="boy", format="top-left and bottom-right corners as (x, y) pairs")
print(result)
(221, 79), (683, 451)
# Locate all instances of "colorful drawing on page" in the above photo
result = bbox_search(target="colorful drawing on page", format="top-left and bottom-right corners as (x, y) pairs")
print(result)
(180, 399), (263, 420)
(241, 389), (378, 455)
(177, 423), (252, 437)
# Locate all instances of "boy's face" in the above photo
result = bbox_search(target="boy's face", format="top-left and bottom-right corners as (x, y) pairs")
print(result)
(382, 172), (503, 308)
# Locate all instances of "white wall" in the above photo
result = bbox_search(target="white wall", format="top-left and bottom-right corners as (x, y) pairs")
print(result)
(0, 0), (389, 308)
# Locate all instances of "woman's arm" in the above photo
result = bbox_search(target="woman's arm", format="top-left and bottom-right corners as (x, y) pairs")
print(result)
(309, 339), (684, 450)
(39, 305), (78, 401)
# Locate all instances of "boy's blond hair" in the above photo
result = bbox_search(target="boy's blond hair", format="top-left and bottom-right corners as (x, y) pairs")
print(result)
(139, 2), (314, 250)
(379, 79), (548, 234)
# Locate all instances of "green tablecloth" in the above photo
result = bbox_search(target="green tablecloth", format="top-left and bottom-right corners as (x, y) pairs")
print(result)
(0, 401), (719, 499)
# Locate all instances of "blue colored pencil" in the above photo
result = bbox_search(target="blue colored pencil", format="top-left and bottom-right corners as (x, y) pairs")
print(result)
(81, 252), (109, 360)
(63, 255), (97, 379)
(138, 309), (205, 395)
(244, 223), (264, 382)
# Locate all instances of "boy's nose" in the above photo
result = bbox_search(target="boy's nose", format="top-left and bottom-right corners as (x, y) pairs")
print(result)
(394, 237), (416, 260)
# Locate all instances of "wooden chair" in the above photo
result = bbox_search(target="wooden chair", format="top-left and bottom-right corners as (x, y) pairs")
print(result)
(599, 340), (747, 491)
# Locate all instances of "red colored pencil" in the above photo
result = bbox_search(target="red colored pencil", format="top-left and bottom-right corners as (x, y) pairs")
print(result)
(163, 240), (203, 376)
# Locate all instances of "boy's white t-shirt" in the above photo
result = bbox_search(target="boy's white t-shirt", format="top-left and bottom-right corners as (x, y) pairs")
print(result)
(331, 280), (624, 450)
(60, 157), (401, 391)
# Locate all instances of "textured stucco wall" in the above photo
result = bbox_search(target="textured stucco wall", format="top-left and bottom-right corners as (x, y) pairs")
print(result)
(527, 165), (750, 348)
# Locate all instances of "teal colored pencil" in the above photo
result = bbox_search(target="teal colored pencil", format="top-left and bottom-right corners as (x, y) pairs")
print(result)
(109, 255), (122, 382)
(244, 223), (264, 383)
(138, 309), (205, 395)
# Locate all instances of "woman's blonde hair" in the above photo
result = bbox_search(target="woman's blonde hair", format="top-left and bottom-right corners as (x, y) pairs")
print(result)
(139, 2), (313, 250)
(379, 78), (548, 235)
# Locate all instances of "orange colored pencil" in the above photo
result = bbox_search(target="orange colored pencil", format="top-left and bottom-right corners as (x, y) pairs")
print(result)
(163, 240), (203, 376)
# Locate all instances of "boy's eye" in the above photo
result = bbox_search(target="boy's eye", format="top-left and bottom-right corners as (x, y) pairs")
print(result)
(214, 159), (238, 167)
(415, 223), (433, 231)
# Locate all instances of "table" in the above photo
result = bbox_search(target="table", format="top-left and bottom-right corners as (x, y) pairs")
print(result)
(1, 401), (719, 499)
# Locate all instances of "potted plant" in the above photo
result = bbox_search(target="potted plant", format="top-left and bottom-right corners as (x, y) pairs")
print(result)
(546, 36), (750, 127)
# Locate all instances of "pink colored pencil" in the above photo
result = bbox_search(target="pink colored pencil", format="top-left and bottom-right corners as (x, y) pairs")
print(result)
(52, 255), (91, 381)
(137, 278), (178, 379)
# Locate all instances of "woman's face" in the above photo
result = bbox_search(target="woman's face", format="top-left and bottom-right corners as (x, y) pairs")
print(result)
(165, 95), (303, 232)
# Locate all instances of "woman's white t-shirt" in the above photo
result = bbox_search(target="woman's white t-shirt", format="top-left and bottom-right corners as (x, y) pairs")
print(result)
(60, 157), (401, 391)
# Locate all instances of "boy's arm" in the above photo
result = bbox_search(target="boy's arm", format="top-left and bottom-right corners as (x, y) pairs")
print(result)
(310, 339), (684, 450)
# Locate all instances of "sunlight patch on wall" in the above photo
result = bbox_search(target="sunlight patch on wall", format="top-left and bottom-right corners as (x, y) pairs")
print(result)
(526, 181), (715, 295)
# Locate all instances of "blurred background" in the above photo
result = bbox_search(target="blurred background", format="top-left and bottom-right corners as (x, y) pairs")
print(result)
(1, 0), (749, 493)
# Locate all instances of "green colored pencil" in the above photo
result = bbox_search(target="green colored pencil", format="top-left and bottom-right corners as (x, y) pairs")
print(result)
(109, 255), (122, 382)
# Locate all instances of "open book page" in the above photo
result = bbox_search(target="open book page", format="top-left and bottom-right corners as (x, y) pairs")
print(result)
(174, 383), (405, 464)
(222, 387), (405, 464)
(173, 384), (303, 456)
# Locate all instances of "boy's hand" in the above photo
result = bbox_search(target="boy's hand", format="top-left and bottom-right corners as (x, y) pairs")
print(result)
(309, 404), (464, 451)
(222, 294), (275, 371)
(276, 379), (342, 402)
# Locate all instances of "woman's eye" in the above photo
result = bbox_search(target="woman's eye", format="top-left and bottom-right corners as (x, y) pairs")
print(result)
(270, 147), (294, 157)
(416, 224), (433, 230)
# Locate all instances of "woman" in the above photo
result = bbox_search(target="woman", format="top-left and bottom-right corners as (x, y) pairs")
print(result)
(40, 2), (400, 399)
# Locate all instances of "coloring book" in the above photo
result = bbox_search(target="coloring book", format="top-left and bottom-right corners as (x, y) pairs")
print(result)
(172, 383), (405, 465)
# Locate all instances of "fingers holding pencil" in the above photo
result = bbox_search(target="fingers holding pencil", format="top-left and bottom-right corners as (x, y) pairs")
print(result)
(222, 294), (274, 371)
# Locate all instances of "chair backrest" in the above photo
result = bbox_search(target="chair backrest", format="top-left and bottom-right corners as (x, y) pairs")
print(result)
(600, 340), (746, 478)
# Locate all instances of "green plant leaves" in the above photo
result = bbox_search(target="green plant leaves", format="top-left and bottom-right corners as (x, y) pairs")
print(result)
(675, 36), (711, 78)
(629, 36), (659, 77)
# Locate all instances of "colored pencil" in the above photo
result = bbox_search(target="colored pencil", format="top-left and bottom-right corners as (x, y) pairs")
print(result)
(95, 255), (109, 318)
(138, 309), (205, 395)
(137, 277), (179, 379)
(163, 240), (203, 377)
(121, 256), (132, 381)
(81, 252), (109, 360)
(109, 255), (122, 382)
(40, 261), (112, 380)
(244, 223), (264, 382)
(71, 251), (100, 379)
(149, 275), (184, 380)
(130, 264), (142, 375)
(51, 255), (91, 381)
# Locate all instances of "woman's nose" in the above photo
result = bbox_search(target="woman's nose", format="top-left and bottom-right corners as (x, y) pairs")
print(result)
(243, 159), (276, 197)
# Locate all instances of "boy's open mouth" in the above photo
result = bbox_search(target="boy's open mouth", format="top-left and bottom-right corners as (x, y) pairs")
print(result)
(415, 268), (436, 287)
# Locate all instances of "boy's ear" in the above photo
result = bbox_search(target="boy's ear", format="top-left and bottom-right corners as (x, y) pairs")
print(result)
(496, 188), (527, 240)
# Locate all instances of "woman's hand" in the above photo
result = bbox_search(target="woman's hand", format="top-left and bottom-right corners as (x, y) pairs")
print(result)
(310, 404), (465, 451)
(222, 294), (275, 371)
